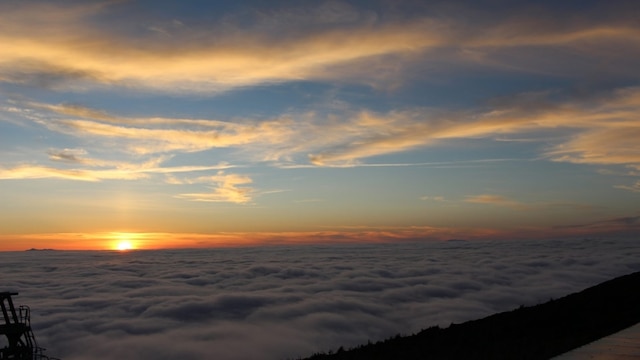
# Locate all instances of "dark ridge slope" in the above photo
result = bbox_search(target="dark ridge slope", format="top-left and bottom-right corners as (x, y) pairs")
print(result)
(301, 271), (640, 360)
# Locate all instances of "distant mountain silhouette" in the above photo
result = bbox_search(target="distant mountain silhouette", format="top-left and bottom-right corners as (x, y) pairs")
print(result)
(299, 271), (640, 360)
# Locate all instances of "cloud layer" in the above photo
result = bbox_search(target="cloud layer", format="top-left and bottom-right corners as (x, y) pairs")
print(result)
(4, 85), (640, 169)
(1, 1), (638, 93)
(1, 0), (639, 214)
(2, 239), (640, 360)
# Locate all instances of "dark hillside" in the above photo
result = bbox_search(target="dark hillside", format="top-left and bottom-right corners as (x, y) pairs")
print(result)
(301, 271), (640, 360)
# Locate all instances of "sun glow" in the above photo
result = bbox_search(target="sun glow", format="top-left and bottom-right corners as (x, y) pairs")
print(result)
(110, 232), (139, 251)
(115, 240), (133, 251)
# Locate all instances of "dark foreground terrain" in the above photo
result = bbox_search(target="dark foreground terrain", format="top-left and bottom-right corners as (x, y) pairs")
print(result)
(300, 271), (640, 360)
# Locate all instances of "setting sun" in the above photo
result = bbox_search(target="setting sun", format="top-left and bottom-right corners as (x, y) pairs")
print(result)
(115, 240), (133, 251)
(109, 232), (140, 251)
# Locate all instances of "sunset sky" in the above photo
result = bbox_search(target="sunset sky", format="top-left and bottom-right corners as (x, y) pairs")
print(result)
(1, 0), (639, 250)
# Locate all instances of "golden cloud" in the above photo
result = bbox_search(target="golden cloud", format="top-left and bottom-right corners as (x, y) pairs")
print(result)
(465, 194), (524, 208)
(175, 171), (254, 204)
(0, 164), (141, 181)
(1, 2), (639, 92)
(6, 86), (640, 172)
(0, 152), (234, 182)
(0, 2), (442, 92)
(308, 88), (640, 168)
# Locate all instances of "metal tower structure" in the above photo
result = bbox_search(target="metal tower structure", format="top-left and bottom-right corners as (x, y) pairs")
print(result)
(0, 292), (58, 360)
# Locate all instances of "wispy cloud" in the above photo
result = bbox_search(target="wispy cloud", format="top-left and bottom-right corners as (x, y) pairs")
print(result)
(175, 171), (254, 204)
(465, 194), (529, 210)
(1, 149), (234, 182)
(464, 194), (594, 212)
(0, 2), (440, 93)
(1, 1), (639, 194)
(47, 148), (90, 164)
(23, 102), (295, 155)
(5, 86), (640, 173)
(555, 216), (640, 238)
(0, 165), (111, 182)
(615, 181), (640, 193)
(307, 87), (640, 169)
(0, 2), (638, 93)
(420, 196), (446, 202)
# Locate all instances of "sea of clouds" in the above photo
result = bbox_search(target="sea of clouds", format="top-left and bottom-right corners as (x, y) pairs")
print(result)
(2, 238), (640, 360)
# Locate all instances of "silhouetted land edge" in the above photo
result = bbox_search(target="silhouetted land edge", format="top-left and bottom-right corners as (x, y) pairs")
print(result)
(300, 271), (640, 360)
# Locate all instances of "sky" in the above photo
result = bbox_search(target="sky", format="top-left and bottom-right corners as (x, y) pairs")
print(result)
(1, 0), (639, 250)
(2, 239), (640, 359)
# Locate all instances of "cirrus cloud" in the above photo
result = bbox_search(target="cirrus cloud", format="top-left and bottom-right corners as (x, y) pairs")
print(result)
(4, 86), (640, 179)
(174, 171), (255, 204)
(0, 1), (639, 93)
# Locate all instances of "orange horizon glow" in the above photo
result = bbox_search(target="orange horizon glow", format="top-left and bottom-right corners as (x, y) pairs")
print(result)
(0, 222), (636, 252)
(1, 230), (460, 251)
